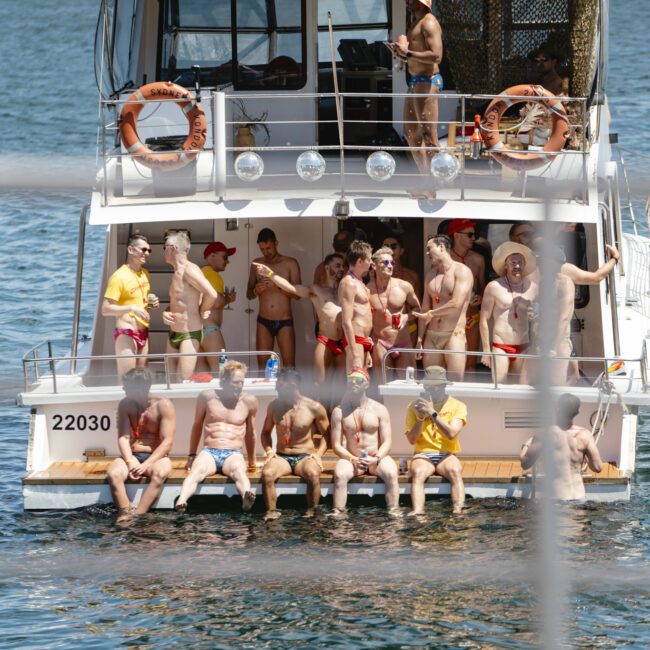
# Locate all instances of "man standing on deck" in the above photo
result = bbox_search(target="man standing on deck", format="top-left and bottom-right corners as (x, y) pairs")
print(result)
(415, 235), (473, 381)
(247, 228), (301, 369)
(448, 219), (486, 373)
(388, 0), (443, 175)
(260, 368), (330, 520)
(201, 241), (237, 372)
(107, 368), (175, 522)
(253, 253), (347, 400)
(175, 360), (257, 512)
(405, 366), (466, 515)
(162, 231), (218, 380)
(313, 230), (354, 286)
(368, 246), (421, 376)
(382, 235), (421, 298)
(339, 240), (374, 373)
(520, 393), (602, 500)
(102, 234), (159, 378)
(480, 242), (537, 383)
(330, 368), (400, 515)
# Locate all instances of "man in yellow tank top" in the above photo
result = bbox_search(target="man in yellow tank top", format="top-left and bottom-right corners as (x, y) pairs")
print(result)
(405, 366), (467, 515)
(102, 234), (159, 378)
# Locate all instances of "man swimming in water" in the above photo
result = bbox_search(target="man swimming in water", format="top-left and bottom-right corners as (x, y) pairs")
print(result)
(175, 360), (257, 512)
(107, 368), (175, 521)
(260, 368), (329, 520)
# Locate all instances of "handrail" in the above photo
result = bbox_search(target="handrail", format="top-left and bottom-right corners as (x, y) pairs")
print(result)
(70, 204), (90, 373)
(600, 201), (621, 356)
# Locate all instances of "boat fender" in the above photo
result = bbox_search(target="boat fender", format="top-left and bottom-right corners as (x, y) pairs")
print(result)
(119, 81), (207, 171)
(481, 84), (569, 171)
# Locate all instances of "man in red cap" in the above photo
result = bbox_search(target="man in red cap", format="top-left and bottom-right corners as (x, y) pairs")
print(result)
(447, 218), (485, 373)
(202, 242), (237, 372)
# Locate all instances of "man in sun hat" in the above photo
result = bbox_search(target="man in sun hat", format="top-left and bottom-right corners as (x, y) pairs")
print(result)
(479, 242), (538, 383)
(202, 241), (237, 371)
(330, 368), (400, 515)
(405, 365), (467, 515)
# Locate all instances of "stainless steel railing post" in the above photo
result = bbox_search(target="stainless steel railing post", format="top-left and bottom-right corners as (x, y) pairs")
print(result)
(213, 91), (227, 199)
(70, 204), (90, 374)
(48, 341), (57, 394)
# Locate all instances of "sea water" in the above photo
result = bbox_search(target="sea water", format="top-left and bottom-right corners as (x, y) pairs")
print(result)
(0, 1), (649, 646)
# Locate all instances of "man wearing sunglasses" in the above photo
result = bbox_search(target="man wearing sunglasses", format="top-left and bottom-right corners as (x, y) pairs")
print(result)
(382, 235), (420, 299)
(102, 234), (159, 378)
(330, 368), (399, 515)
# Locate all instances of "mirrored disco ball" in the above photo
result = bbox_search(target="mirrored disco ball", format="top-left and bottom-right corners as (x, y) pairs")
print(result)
(366, 151), (396, 181)
(430, 151), (459, 182)
(296, 151), (326, 182)
(234, 152), (264, 181)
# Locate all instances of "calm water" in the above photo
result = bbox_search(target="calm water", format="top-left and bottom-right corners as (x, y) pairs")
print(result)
(1, 1), (649, 647)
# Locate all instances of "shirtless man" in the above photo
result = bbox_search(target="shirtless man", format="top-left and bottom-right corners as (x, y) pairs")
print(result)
(389, 0), (443, 175)
(416, 235), (474, 381)
(331, 368), (399, 514)
(447, 219), (485, 372)
(107, 368), (175, 521)
(520, 393), (602, 500)
(162, 231), (218, 380)
(201, 241), (237, 372)
(509, 222), (535, 248)
(247, 228), (301, 369)
(175, 360), (257, 512)
(101, 234), (159, 378)
(368, 247), (421, 375)
(480, 242), (538, 383)
(338, 240), (374, 373)
(260, 368), (329, 520)
(382, 235), (420, 298)
(253, 253), (346, 391)
(313, 230), (354, 286)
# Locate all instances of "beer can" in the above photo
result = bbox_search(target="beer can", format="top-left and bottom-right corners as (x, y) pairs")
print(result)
(405, 366), (415, 383)
(147, 293), (157, 308)
(399, 458), (408, 474)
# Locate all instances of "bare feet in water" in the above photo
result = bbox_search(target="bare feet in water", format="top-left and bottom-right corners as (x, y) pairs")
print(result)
(174, 500), (188, 513)
(242, 490), (256, 511)
(264, 510), (282, 521)
(116, 505), (136, 524)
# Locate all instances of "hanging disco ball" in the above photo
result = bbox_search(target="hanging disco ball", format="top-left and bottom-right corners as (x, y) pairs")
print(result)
(430, 151), (460, 182)
(296, 151), (326, 182)
(366, 151), (396, 182)
(234, 152), (264, 182)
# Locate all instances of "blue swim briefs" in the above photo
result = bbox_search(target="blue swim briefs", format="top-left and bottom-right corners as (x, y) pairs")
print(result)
(204, 448), (242, 473)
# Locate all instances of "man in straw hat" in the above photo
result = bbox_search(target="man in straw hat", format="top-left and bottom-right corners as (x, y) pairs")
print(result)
(330, 368), (400, 515)
(405, 366), (467, 515)
(479, 241), (538, 383)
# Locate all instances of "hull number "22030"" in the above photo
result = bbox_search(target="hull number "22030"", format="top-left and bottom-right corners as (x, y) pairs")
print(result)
(52, 414), (111, 431)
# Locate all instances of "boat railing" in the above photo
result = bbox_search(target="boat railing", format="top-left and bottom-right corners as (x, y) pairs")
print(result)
(99, 90), (590, 207)
(21, 345), (281, 395)
(380, 348), (649, 393)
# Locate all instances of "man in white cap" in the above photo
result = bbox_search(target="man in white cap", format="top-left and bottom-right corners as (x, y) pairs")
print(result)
(405, 365), (467, 515)
(479, 242), (538, 383)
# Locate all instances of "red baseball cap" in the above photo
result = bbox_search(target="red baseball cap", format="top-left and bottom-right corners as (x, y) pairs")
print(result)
(447, 218), (477, 236)
(204, 241), (236, 258)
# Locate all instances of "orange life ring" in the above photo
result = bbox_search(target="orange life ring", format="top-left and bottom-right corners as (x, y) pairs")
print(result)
(481, 84), (569, 171)
(119, 81), (207, 171)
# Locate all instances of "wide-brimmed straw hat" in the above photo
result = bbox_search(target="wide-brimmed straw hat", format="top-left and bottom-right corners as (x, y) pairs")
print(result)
(421, 366), (451, 386)
(492, 242), (537, 277)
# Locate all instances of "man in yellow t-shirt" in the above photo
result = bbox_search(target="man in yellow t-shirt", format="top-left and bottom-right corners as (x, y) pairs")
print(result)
(201, 241), (237, 371)
(405, 365), (467, 515)
(101, 234), (159, 378)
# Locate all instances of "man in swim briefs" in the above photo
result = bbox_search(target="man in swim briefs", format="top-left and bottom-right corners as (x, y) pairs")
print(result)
(388, 0), (443, 175)
(162, 231), (218, 380)
(520, 393), (602, 501)
(368, 246), (421, 375)
(415, 235), (473, 381)
(253, 253), (347, 399)
(107, 368), (175, 522)
(405, 365), (466, 515)
(313, 229), (354, 286)
(331, 368), (399, 515)
(338, 240), (374, 373)
(247, 227), (302, 369)
(260, 368), (329, 520)
(175, 360), (257, 512)
(102, 234), (159, 378)
(382, 235), (420, 298)
(480, 242), (538, 383)
(201, 241), (237, 372)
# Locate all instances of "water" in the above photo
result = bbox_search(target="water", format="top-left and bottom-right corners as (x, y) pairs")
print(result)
(1, 1), (649, 646)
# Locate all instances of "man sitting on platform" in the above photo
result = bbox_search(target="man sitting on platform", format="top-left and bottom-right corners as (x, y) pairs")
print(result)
(260, 368), (330, 520)
(107, 368), (175, 522)
(405, 366), (466, 516)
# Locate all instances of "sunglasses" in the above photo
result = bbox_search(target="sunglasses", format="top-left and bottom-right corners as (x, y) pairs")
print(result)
(132, 246), (152, 254)
(380, 259), (395, 267)
(458, 231), (476, 239)
(347, 376), (367, 385)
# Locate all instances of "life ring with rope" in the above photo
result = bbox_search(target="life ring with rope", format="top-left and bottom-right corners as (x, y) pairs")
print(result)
(481, 84), (569, 171)
(119, 81), (207, 171)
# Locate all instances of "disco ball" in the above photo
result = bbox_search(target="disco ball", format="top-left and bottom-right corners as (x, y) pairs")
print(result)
(234, 152), (264, 182)
(430, 151), (459, 182)
(366, 151), (396, 182)
(296, 151), (326, 182)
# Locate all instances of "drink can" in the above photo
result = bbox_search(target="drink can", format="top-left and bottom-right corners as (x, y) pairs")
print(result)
(399, 458), (408, 474)
(391, 313), (401, 329)
(405, 366), (415, 383)
(147, 293), (157, 308)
